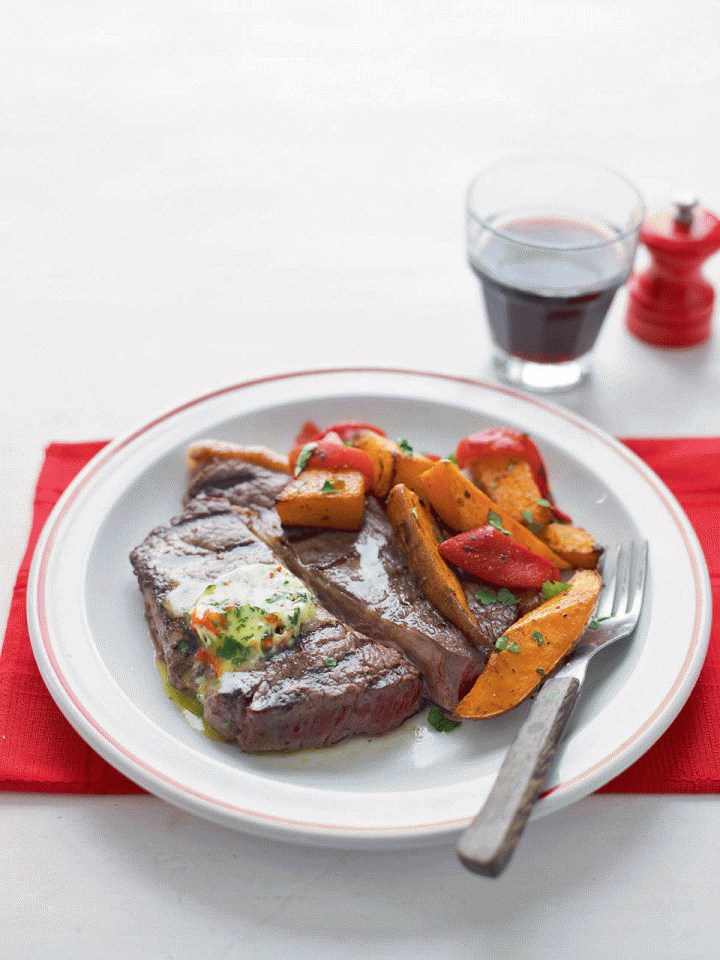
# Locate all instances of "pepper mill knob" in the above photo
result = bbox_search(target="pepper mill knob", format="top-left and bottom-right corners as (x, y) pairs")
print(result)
(625, 196), (720, 346)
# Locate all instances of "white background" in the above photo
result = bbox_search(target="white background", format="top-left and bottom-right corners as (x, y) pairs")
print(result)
(2, 1), (720, 957)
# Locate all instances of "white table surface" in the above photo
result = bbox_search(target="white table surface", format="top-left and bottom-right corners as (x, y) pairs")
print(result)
(2, 2), (720, 957)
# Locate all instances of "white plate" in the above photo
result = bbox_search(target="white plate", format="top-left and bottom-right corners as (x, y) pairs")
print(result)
(28, 369), (711, 849)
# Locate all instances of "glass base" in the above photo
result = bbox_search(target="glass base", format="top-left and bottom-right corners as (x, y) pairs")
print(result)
(493, 350), (591, 392)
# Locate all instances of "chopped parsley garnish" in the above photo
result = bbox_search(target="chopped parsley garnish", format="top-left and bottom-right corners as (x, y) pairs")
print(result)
(294, 442), (316, 475)
(542, 580), (572, 599)
(537, 498), (552, 508)
(495, 636), (508, 650)
(476, 586), (497, 605)
(536, 667), (545, 676)
(476, 586), (519, 606)
(588, 615), (611, 630)
(497, 587), (519, 606)
(321, 478), (340, 494)
(427, 706), (461, 732)
(533, 630), (544, 645)
(506, 641), (521, 653)
(520, 509), (545, 534)
(487, 509), (510, 536)
(324, 657), (337, 667)
(397, 438), (414, 455)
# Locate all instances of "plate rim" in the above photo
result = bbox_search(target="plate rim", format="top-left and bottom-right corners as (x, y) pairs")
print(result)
(27, 367), (713, 847)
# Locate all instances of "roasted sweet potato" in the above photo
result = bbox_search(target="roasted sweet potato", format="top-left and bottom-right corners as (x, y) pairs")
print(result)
(394, 450), (439, 494)
(454, 568), (602, 719)
(186, 440), (290, 474)
(537, 522), (603, 569)
(352, 430), (399, 496)
(419, 460), (570, 570)
(275, 469), (365, 529)
(352, 431), (436, 498)
(386, 484), (491, 649)
(469, 456), (552, 527)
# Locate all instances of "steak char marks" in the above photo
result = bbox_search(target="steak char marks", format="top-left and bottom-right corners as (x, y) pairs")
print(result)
(130, 496), (423, 751)
(186, 459), (520, 711)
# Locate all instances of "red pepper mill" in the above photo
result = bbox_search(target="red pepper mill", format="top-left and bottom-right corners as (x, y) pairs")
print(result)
(625, 196), (720, 346)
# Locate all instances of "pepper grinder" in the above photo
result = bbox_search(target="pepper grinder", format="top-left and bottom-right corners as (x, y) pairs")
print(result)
(625, 196), (720, 346)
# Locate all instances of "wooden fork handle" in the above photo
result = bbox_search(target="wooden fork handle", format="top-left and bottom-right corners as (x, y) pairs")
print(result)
(456, 675), (581, 877)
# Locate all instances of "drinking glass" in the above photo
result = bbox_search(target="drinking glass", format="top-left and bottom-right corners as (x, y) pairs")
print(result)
(466, 155), (645, 392)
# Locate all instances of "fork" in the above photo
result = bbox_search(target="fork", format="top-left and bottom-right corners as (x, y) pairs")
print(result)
(456, 538), (648, 878)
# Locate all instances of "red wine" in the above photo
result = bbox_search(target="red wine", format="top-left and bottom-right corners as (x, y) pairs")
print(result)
(469, 214), (629, 364)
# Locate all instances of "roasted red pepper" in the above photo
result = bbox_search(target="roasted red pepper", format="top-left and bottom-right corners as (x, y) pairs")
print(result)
(455, 427), (571, 523)
(438, 524), (561, 590)
(455, 427), (547, 490)
(292, 419), (385, 450)
(314, 421), (386, 443)
(292, 420), (322, 448)
(288, 438), (375, 491)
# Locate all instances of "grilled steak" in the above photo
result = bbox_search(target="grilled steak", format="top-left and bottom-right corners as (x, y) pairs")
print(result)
(185, 457), (288, 509)
(186, 459), (520, 711)
(203, 610), (423, 751)
(130, 498), (423, 751)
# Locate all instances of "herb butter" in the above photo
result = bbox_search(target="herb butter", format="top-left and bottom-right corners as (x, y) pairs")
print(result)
(164, 563), (315, 672)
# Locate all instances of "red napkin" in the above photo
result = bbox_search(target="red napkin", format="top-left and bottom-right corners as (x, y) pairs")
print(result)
(596, 438), (720, 794)
(1, 439), (719, 794)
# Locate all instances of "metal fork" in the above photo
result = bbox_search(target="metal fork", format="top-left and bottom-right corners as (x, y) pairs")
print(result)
(456, 539), (648, 878)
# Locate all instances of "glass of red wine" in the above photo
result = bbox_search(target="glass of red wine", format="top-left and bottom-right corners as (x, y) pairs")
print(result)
(466, 156), (645, 392)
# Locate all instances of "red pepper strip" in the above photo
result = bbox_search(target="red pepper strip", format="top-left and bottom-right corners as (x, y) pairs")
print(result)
(292, 420), (321, 448)
(438, 524), (561, 590)
(195, 647), (221, 678)
(288, 438), (375, 491)
(547, 503), (572, 524)
(313, 421), (385, 443)
(455, 427), (571, 523)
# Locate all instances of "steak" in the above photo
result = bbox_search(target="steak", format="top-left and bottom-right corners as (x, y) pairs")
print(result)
(203, 610), (423, 752)
(186, 459), (520, 711)
(185, 457), (288, 509)
(130, 497), (423, 751)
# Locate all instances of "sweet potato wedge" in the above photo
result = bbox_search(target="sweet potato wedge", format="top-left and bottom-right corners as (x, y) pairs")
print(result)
(386, 484), (491, 649)
(275, 469), (365, 529)
(419, 460), (570, 570)
(394, 451), (439, 494)
(352, 431), (437, 498)
(186, 440), (290, 474)
(454, 568), (602, 718)
(352, 431), (399, 497)
(469, 456), (552, 527)
(537, 523), (604, 569)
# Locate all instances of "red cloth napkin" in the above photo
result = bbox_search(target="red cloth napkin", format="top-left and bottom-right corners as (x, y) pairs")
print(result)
(1, 439), (719, 794)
